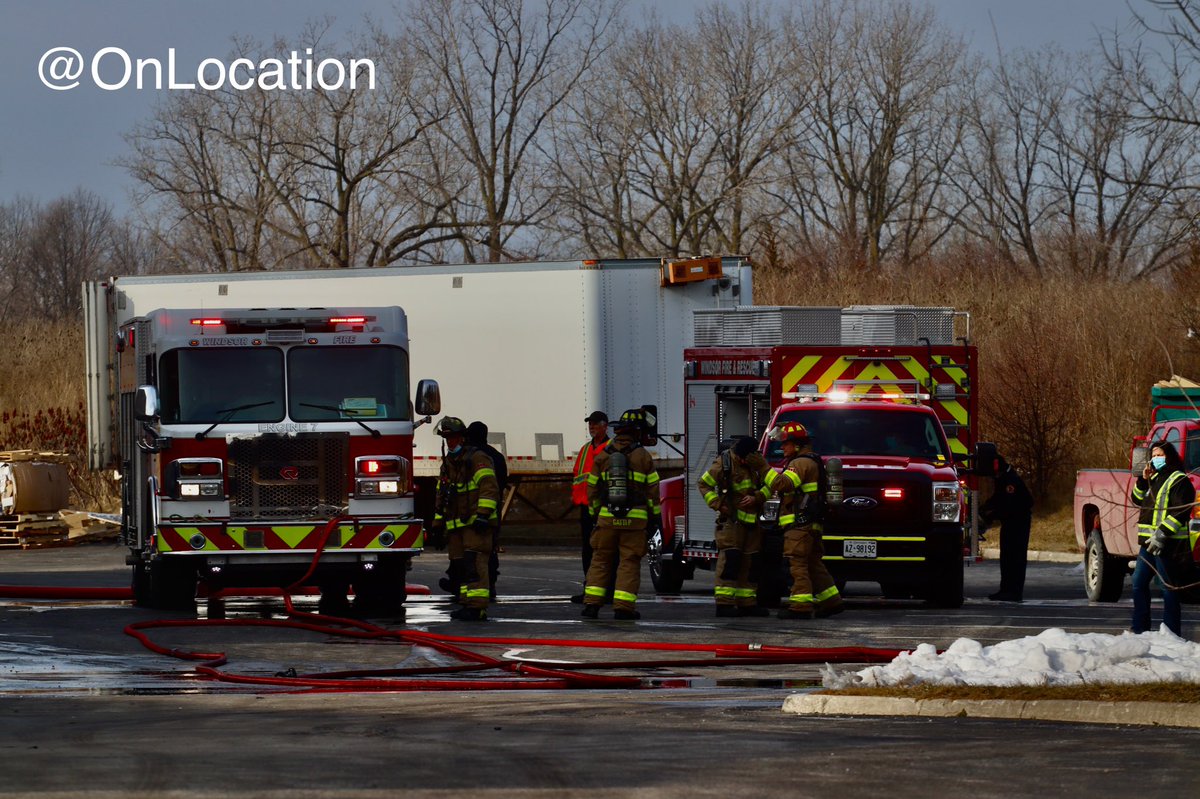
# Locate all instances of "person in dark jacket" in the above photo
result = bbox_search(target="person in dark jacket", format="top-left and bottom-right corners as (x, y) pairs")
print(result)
(980, 455), (1034, 602)
(1130, 441), (1195, 635)
(466, 421), (507, 602)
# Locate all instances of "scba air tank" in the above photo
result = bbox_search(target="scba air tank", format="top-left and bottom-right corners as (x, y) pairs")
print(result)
(825, 457), (844, 506)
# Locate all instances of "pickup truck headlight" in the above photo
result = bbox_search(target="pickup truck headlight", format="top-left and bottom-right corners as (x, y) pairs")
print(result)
(932, 481), (961, 522)
(355, 456), (410, 497)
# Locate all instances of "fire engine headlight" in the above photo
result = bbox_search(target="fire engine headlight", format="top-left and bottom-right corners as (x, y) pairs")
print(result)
(932, 481), (961, 522)
(178, 480), (223, 500)
(181, 484), (200, 497)
(354, 456), (410, 497)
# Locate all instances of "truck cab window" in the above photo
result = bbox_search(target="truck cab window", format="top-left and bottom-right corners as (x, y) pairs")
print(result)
(765, 408), (950, 464)
(158, 348), (285, 424)
(288, 346), (410, 422)
(1187, 432), (1200, 474)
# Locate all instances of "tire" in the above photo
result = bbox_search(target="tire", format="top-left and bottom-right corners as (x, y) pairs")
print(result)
(143, 557), (197, 610)
(927, 534), (965, 608)
(1085, 529), (1126, 602)
(648, 528), (687, 594)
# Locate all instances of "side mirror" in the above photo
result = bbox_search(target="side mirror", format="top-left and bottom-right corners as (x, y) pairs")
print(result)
(973, 441), (998, 478)
(415, 379), (441, 417)
(641, 403), (658, 446)
(134, 385), (159, 422)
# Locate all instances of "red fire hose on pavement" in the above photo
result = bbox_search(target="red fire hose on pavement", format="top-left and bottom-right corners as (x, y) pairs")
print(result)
(1, 518), (904, 692)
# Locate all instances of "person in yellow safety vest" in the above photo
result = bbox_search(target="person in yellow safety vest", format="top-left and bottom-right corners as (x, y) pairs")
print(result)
(767, 421), (843, 621)
(582, 408), (660, 621)
(569, 411), (612, 603)
(1130, 441), (1195, 635)
(430, 416), (499, 621)
(699, 435), (774, 617)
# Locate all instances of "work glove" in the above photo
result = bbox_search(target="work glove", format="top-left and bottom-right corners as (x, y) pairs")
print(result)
(1146, 530), (1168, 557)
(644, 520), (661, 543)
(425, 522), (446, 551)
(472, 517), (492, 534)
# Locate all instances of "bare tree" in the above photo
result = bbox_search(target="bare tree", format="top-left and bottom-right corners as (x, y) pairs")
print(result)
(27, 189), (118, 318)
(408, 0), (622, 262)
(774, 0), (969, 268)
(0, 198), (37, 323)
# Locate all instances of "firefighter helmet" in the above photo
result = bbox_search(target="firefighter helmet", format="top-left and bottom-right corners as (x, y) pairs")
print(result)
(614, 408), (647, 432)
(435, 416), (467, 437)
(769, 422), (810, 443)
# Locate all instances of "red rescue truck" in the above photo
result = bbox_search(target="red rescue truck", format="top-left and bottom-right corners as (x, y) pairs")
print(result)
(91, 305), (440, 609)
(655, 306), (986, 608)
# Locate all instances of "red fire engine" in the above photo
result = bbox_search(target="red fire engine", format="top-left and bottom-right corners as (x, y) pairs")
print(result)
(105, 306), (439, 610)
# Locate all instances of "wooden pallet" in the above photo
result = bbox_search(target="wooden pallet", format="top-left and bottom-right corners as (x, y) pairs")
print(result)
(0, 513), (71, 549)
(0, 450), (71, 464)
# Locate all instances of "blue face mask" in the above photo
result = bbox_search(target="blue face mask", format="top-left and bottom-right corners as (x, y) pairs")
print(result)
(1151, 455), (1167, 471)
(448, 444), (462, 455)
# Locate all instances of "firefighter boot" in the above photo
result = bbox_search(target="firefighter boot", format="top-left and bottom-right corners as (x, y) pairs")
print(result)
(778, 607), (815, 620)
(715, 605), (740, 618)
(449, 606), (487, 621)
(613, 609), (641, 621)
(581, 604), (600, 619)
(738, 606), (770, 617)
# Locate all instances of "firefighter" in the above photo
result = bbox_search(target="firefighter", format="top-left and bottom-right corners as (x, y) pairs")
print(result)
(582, 408), (660, 621)
(767, 422), (843, 620)
(429, 416), (499, 621)
(699, 435), (773, 617)
(570, 411), (613, 604)
(979, 454), (1033, 602)
(466, 420), (507, 602)
(1130, 441), (1194, 635)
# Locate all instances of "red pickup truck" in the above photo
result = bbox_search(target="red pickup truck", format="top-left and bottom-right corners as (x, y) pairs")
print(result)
(1074, 389), (1200, 601)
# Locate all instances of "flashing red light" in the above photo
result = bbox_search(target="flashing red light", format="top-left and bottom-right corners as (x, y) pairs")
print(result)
(329, 316), (367, 324)
(882, 488), (904, 500)
(190, 318), (225, 326)
(357, 458), (400, 476)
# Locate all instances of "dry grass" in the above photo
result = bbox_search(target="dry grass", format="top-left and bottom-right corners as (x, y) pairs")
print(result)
(1028, 506), (1079, 553)
(821, 683), (1200, 703)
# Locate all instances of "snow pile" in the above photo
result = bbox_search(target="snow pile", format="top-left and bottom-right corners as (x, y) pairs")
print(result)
(822, 627), (1200, 689)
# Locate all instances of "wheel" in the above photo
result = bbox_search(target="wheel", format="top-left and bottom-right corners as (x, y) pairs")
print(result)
(142, 557), (197, 610)
(131, 560), (152, 606)
(926, 535), (964, 608)
(1085, 529), (1126, 602)
(880, 582), (915, 600)
(648, 528), (687, 594)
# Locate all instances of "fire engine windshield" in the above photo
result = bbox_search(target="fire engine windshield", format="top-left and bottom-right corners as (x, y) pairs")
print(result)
(159, 348), (285, 423)
(767, 407), (950, 463)
(288, 346), (410, 421)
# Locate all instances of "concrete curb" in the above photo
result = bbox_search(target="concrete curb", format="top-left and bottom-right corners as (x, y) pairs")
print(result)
(782, 693), (1200, 727)
(981, 548), (1079, 564)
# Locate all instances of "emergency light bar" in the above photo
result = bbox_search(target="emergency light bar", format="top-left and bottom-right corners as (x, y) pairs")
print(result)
(781, 390), (932, 403)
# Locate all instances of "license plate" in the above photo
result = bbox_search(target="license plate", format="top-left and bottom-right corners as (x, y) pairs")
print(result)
(843, 539), (877, 558)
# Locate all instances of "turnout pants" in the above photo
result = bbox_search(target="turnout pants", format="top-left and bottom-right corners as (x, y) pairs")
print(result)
(714, 521), (763, 609)
(783, 525), (841, 613)
(448, 527), (492, 610)
(584, 525), (647, 612)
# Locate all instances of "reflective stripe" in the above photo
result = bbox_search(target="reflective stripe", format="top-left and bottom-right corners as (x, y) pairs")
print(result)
(801, 482), (818, 493)
(613, 590), (637, 603)
(784, 471), (802, 488)
(599, 507), (650, 520)
(477, 497), (498, 511)
(1132, 485), (1147, 502)
(715, 586), (736, 597)
(733, 588), (756, 599)
(814, 585), (840, 602)
(734, 510), (757, 524)
(1151, 471), (1189, 538)
(584, 585), (607, 597)
(703, 490), (720, 505)
(787, 593), (814, 604)
(700, 472), (718, 487)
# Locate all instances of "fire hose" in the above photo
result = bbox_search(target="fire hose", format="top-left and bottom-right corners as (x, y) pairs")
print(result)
(0, 517), (903, 691)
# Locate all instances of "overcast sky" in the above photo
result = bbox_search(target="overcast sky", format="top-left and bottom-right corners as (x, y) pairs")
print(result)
(0, 0), (1145, 216)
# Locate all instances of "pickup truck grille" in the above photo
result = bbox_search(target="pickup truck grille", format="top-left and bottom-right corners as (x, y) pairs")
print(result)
(831, 473), (932, 534)
(227, 433), (349, 520)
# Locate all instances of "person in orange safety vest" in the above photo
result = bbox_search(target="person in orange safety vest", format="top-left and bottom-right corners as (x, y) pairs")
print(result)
(570, 410), (612, 603)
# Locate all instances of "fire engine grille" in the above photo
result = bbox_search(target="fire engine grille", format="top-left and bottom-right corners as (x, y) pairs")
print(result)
(228, 433), (349, 520)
